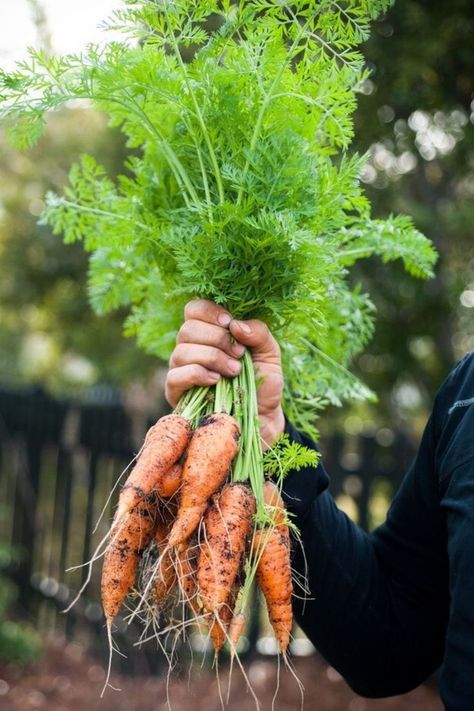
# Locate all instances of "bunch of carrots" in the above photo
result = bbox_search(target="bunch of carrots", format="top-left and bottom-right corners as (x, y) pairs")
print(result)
(93, 352), (299, 689)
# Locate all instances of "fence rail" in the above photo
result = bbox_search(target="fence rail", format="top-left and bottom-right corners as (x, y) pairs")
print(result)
(0, 383), (416, 675)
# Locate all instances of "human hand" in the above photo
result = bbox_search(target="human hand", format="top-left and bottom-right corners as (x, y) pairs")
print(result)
(166, 299), (285, 447)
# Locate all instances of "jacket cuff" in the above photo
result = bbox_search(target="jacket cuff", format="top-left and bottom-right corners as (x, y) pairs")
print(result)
(281, 417), (330, 522)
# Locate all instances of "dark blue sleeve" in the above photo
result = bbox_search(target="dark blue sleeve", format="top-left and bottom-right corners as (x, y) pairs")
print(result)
(282, 416), (449, 698)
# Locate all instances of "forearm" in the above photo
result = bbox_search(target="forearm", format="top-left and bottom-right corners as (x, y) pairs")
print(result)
(282, 420), (444, 697)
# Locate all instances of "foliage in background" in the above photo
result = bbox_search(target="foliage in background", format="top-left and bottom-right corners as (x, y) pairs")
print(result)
(345, 0), (474, 432)
(0, 110), (156, 394)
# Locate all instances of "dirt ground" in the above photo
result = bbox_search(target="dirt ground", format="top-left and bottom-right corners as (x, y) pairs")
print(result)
(0, 639), (443, 711)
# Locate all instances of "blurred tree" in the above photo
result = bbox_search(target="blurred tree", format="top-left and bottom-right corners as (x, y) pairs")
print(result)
(0, 109), (157, 394)
(341, 0), (474, 433)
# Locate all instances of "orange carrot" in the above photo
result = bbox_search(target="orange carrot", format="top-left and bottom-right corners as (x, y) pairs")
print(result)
(101, 495), (157, 625)
(156, 462), (183, 499)
(167, 413), (240, 547)
(153, 503), (177, 608)
(253, 525), (293, 653)
(116, 414), (191, 522)
(197, 482), (255, 614)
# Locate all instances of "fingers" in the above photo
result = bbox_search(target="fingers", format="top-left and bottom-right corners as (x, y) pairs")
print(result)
(177, 319), (245, 358)
(166, 364), (221, 409)
(170, 343), (242, 377)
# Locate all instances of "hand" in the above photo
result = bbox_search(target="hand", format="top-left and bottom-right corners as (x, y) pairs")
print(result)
(166, 299), (285, 447)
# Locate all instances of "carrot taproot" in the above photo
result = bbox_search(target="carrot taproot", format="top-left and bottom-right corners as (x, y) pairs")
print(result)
(167, 413), (240, 547)
(153, 503), (177, 608)
(228, 610), (246, 652)
(197, 482), (255, 615)
(156, 461), (183, 499)
(101, 495), (157, 625)
(209, 584), (238, 652)
(253, 526), (293, 653)
(116, 414), (191, 522)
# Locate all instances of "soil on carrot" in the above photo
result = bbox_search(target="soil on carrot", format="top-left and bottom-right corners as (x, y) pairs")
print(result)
(0, 638), (443, 711)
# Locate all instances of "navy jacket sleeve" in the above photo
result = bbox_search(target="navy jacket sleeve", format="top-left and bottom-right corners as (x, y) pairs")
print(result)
(282, 351), (474, 706)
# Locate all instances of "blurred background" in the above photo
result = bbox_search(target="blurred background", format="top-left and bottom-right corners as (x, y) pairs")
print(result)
(0, 0), (472, 708)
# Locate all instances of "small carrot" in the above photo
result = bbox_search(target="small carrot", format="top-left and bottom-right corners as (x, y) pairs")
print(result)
(253, 525), (293, 653)
(197, 482), (255, 615)
(156, 462), (183, 499)
(116, 414), (191, 522)
(153, 503), (177, 608)
(168, 413), (240, 547)
(101, 495), (157, 626)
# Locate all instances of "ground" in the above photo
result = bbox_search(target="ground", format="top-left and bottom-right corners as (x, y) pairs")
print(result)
(0, 638), (443, 711)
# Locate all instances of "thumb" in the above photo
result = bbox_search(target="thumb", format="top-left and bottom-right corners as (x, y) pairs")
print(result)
(229, 319), (281, 364)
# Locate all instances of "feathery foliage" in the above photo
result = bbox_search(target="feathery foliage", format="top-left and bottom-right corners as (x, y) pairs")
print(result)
(0, 0), (437, 434)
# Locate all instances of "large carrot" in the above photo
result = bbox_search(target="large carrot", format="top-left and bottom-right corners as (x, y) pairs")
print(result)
(101, 495), (157, 625)
(197, 482), (255, 614)
(253, 525), (293, 653)
(116, 414), (191, 521)
(167, 413), (240, 547)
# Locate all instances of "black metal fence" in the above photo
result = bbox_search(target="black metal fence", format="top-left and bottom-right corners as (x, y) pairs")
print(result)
(0, 383), (416, 674)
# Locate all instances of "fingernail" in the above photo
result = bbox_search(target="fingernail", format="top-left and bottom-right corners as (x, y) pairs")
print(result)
(228, 359), (241, 374)
(218, 312), (232, 327)
(232, 343), (245, 357)
(235, 320), (251, 334)
(208, 371), (220, 381)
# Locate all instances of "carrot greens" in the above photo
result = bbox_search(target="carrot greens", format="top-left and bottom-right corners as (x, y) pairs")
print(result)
(0, 0), (436, 437)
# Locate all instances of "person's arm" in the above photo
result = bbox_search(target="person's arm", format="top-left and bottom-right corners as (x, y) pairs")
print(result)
(283, 417), (448, 697)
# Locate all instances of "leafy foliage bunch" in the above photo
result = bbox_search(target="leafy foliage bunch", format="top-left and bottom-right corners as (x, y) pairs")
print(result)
(0, 0), (437, 433)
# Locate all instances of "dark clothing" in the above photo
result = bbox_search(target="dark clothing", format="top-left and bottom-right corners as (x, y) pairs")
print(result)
(282, 350), (474, 710)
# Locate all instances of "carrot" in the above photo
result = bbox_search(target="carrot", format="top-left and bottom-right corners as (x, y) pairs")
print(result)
(197, 482), (255, 614)
(101, 495), (157, 625)
(253, 526), (293, 653)
(156, 462), (183, 499)
(167, 413), (240, 547)
(153, 503), (177, 608)
(116, 414), (191, 521)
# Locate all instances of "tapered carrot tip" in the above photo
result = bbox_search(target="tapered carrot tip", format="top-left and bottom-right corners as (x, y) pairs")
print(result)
(115, 414), (191, 521)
